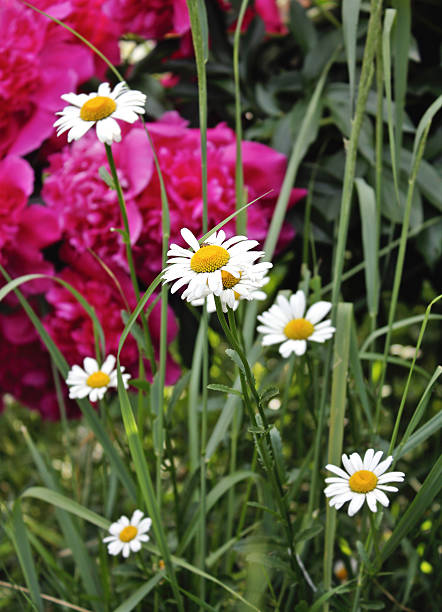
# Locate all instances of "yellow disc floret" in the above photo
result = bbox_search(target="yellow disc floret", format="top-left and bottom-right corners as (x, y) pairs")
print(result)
(119, 525), (138, 542)
(86, 371), (111, 388)
(221, 270), (241, 289)
(349, 470), (378, 493)
(80, 96), (117, 121)
(284, 318), (314, 340)
(190, 245), (230, 273)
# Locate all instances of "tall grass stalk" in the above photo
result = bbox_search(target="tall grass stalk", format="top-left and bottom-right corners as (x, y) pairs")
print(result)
(185, 1), (210, 602)
(374, 112), (437, 431)
(331, 0), (383, 311)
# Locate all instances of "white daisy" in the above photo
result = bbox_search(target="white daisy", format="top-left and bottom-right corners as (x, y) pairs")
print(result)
(103, 509), (152, 558)
(257, 289), (335, 357)
(191, 262), (272, 312)
(54, 82), (146, 145)
(324, 449), (405, 517)
(65, 354), (130, 402)
(162, 227), (267, 302)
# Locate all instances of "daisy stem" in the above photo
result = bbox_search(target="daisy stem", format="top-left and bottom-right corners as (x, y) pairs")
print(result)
(223, 305), (298, 573)
(279, 353), (296, 440)
(104, 144), (157, 378)
(296, 357), (307, 456)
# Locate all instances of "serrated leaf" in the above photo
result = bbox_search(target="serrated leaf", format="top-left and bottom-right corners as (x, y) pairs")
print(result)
(248, 425), (266, 435)
(99, 166), (116, 189)
(260, 385), (279, 404)
(225, 348), (245, 372)
(207, 383), (243, 397)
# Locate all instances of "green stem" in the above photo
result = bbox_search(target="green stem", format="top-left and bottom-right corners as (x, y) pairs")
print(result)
(279, 353), (296, 438)
(331, 0), (383, 312)
(233, 0), (249, 235)
(374, 120), (433, 432)
(104, 144), (156, 378)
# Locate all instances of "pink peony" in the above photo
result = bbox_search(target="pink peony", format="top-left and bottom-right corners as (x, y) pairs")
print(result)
(132, 112), (306, 282)
(42, 129), (150, 272)
(0, 0), (94, 158)
(42, 111), (306, 284)
(0, 155), (61, 294)
(32, 0), (122, 78)
(102, 0), (190, 40)
(43, 251), (180, 384)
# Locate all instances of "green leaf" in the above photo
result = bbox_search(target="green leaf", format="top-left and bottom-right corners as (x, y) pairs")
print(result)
(21, 488), (109, 530)
(342, 0), (361, 113)
(177, 471), (260, 556)
(207, 383), (243, 397)
(113, 573), (165, 612)
(355, 178), (378, 318)
(98, 165), (115, 189)
(225, 348), (245, 373)
(294, 523), (324, 545)
(379, 454), (442, 566)
(7, 501), (43, 612)
(260, 385), (279, 404)
(22, 430), (103, 607)
(324, 303), (353, 594)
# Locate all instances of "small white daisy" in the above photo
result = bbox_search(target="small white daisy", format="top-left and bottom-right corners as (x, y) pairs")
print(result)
(54, 82), (146, 145)
(257, 289), (335, 357)
(192, 262), (272, 312)
(65, 354), (130, 402)
(103, 509), (152, 558)
(162, 227), (266, 302)
(324, 449), (405, 517)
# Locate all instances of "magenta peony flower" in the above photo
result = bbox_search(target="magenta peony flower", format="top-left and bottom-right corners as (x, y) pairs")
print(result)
(43, 251), (180, 384)
(102, 0), (190, 40)
(42, 111), (306, 284)
(0, 155), (61, 294)
(132, 112), (306, 282)
(32, 0), (122, 78)
(0, 0), (94, 158)
(42, 129), (149, 271)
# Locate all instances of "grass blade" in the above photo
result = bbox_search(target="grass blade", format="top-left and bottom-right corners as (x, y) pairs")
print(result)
(7, 501), (43, 612)
(342, 0), (361, 114)
(379, 454), (442, 566)
(323, 303), (353, 605)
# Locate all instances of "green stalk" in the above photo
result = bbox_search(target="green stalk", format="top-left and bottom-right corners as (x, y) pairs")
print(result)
(331, 0), (383, 311)
(374, 120), (433, 431)
(104, 144), (156, 377)
(215, 300), (297, 574)
(233, 0), (249, 235)
(279, 353), (296, 438)
(186, 2), (209, 603)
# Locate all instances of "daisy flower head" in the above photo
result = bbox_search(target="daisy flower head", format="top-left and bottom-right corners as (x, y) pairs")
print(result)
(257, 289), (335, 358)
(103, 510), (152, 558)
(54, 82), (146, 145)
(192, 262), (272, 312)
(65, 354), (130, 402)
(162, 228), (267, 302)
(324, 449), (405, 517)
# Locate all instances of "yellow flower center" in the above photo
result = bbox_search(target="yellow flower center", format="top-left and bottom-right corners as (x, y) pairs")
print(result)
(190, 245), (230, 273)
(221, 270), (241, 289)
(80, 96), (117, 121)
(119, 525), (138, 542)
(86, 371), (111, 388)
(284, 318), (314, 340)
(348, 470), (378, 493)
